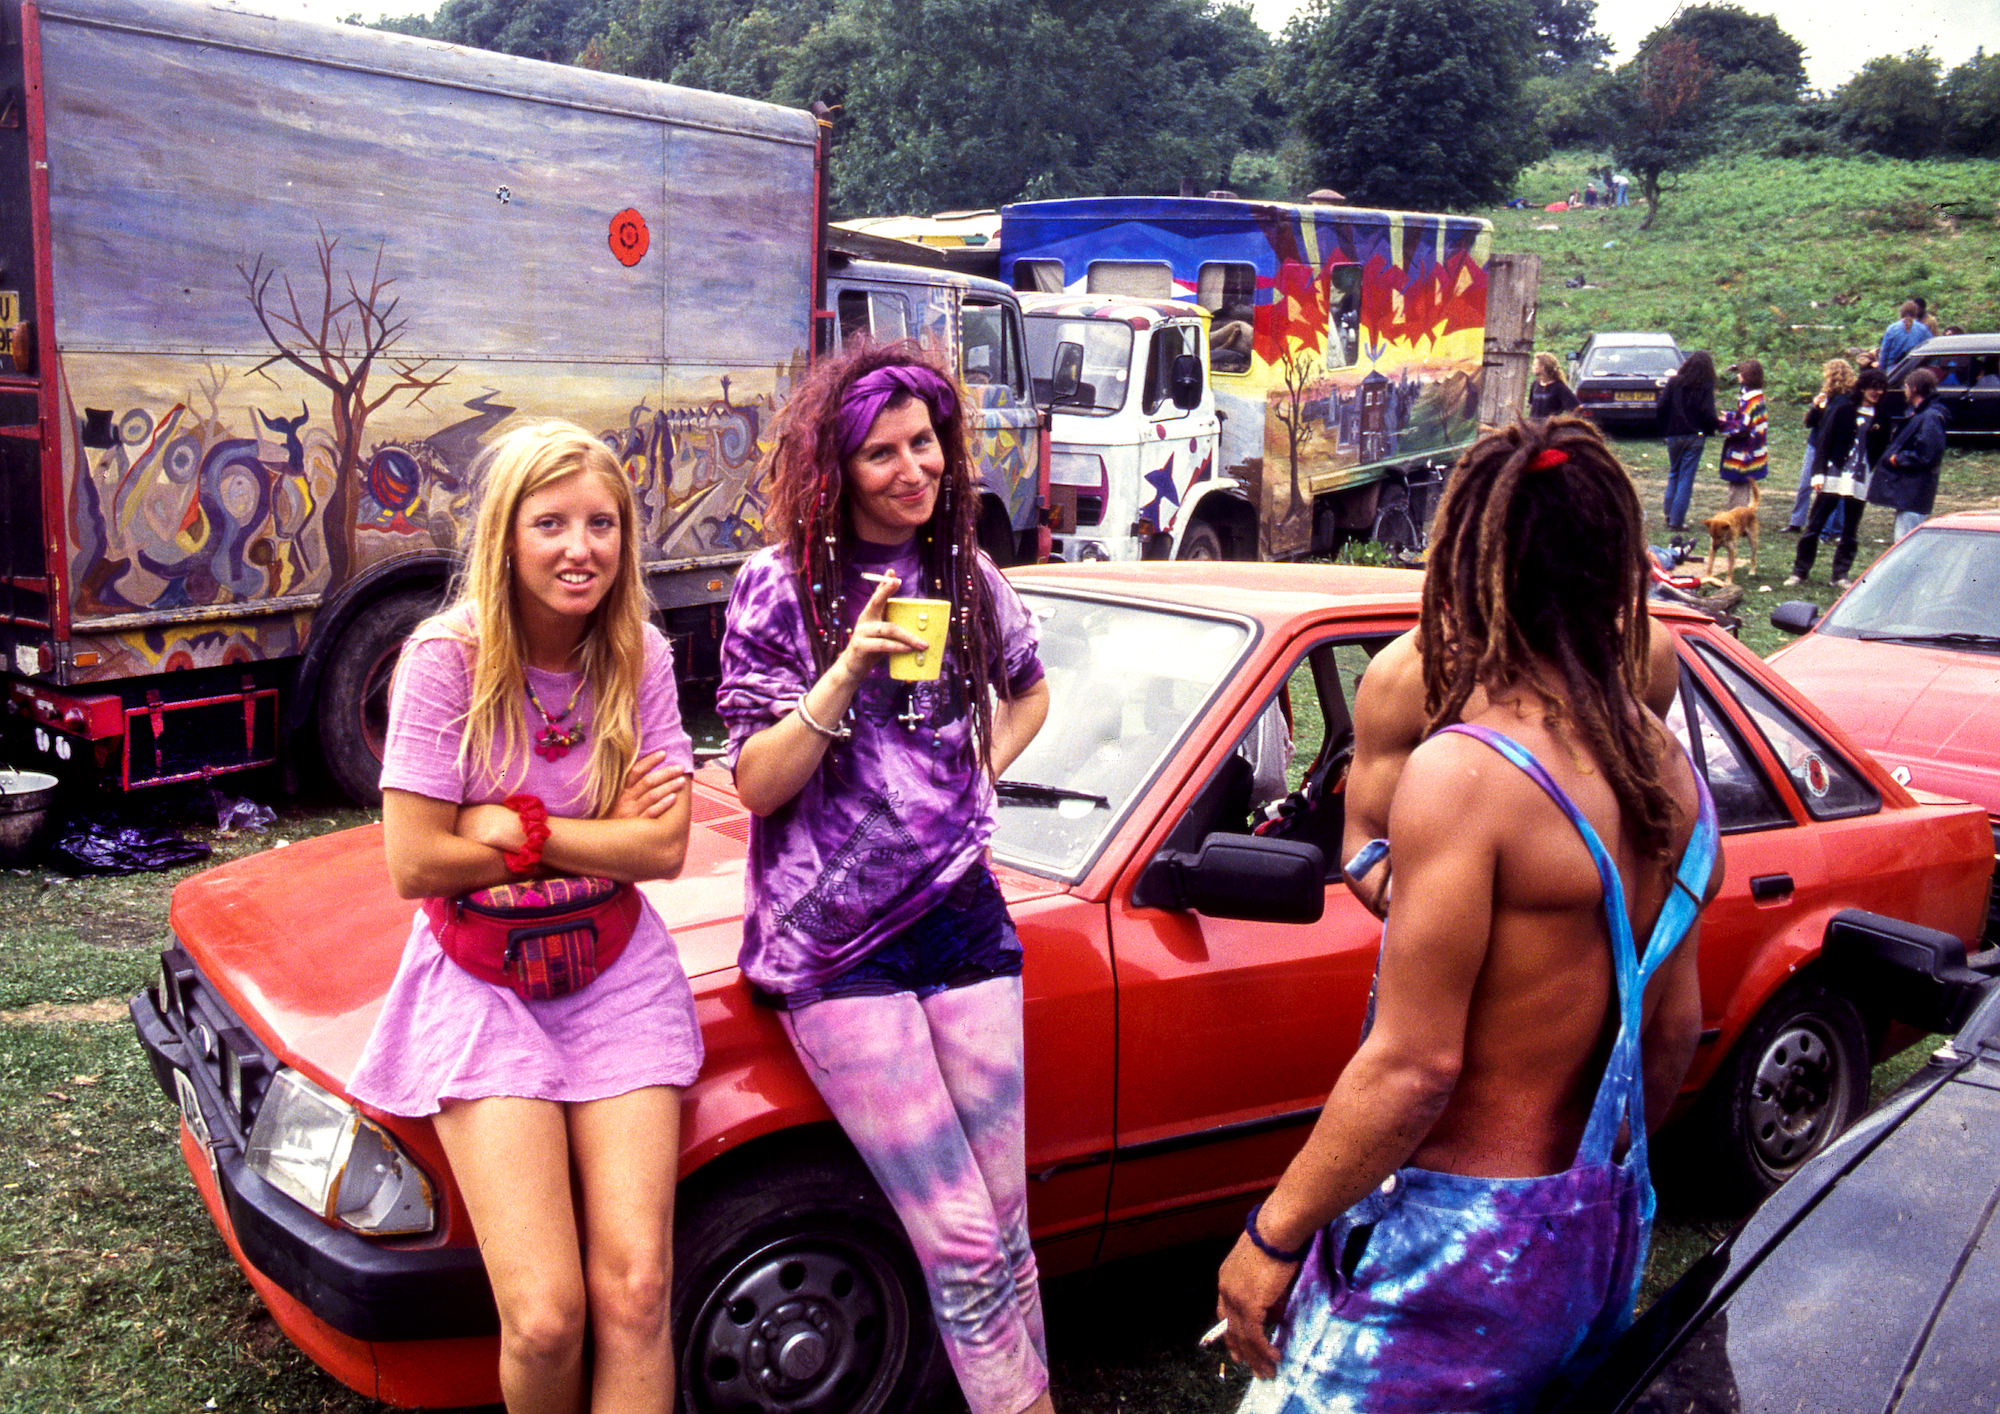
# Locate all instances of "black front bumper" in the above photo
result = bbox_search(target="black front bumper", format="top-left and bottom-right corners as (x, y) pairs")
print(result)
(130, 946), (496, 1342)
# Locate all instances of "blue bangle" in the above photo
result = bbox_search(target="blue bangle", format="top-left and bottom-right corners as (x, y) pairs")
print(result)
(1245, 1202), (1312, 1263)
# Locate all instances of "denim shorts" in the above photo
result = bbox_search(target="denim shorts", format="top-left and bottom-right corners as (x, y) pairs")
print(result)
(768, 865), (1023, 1009)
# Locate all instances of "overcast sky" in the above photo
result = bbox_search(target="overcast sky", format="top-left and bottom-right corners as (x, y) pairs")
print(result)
(268, 0), (1996, 94)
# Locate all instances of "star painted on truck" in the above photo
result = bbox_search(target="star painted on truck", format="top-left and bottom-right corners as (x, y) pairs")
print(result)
(1139, 459), (1180, 531)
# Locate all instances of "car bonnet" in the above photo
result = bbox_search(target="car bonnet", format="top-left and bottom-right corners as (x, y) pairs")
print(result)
(1771, 635), (2000, 814)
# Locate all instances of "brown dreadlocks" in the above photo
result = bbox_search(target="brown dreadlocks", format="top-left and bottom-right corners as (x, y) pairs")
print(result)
(1420, 415), (1680, 860)
(762, 339), (1009, 766)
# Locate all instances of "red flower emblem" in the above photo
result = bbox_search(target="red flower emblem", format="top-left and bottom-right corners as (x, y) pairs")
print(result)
(609, 209), (650, 267)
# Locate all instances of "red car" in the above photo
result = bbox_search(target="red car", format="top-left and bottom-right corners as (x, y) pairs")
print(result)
(1768, 509), (2000, 940)
(131, 563), (1992, 1413)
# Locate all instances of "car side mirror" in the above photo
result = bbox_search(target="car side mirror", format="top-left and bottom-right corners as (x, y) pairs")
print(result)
(1820, 908), (1997, 1036)
(1770, 600), (1820, 635)
(1170, 352), (1203, 410)
(1131, 834), (1326, 923)
(1051, 342), (1084, 405)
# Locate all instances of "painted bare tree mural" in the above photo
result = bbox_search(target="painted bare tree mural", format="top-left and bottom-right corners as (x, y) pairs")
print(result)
(1274, 349), (1322, 527)
(238, 226), (455, 584)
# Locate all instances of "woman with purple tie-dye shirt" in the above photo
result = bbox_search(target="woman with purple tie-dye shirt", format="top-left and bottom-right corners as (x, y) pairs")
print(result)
(717, 343), (1055, 1414)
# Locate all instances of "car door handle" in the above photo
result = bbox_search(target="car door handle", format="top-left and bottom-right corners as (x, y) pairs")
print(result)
(1749, 873), (1794, 903)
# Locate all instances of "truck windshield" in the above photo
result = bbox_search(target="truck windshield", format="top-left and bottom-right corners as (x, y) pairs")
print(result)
(1025, 317), (1133, 415)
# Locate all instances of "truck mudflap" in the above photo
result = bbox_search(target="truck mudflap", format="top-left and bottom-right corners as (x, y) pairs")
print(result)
(130, 947), (496, 1342)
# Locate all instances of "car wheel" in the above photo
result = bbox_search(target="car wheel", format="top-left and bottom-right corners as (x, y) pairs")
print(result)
(314, 585), (443, 806)
(1177, 523), (1224, 560)
(1700, 978), (1868, 1208)
(674, 1145), (950, 1414)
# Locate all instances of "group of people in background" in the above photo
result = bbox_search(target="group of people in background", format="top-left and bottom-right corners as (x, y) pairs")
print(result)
(1527, 294), (1954, 589)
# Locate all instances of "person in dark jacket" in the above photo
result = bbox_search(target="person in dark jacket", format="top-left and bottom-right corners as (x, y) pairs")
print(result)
(1659, 351), (1720, 532)
(1868, 368), (1950, 542)
(1527, 352), (1580, 420)
(1786, 367), (1891, 588)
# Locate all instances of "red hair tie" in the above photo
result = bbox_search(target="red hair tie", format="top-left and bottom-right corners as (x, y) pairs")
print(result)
(1530, 448), (1569, 471)
(502, 794), (551, 875)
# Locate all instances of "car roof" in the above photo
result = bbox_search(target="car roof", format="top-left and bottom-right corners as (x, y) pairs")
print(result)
(1920, 509), (2000, 533)
(1586, 331), (1679, 346)
(1904, 332), (2000, 355)
(1006, 560), (1715, 628)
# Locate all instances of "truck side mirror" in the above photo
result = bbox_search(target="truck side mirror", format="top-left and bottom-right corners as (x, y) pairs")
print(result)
(1170, 352), (1203, 410)
(1051, 342), (1084, 404)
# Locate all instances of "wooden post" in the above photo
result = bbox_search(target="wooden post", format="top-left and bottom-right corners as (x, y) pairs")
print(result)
(1479, 252), (1541, 428)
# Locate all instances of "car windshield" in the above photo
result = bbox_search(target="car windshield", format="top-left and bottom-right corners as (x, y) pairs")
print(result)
(1816, 527), (2000, 645)
(1025, 316), (1133, 414)
(993, 591), (1253, 878)
(1585, 344), (1680, 377)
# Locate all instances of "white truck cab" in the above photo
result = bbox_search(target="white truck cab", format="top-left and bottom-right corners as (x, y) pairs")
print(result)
(1022, 295), (1224, 561)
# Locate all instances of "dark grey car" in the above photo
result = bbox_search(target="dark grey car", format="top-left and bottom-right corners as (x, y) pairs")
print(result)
(1568, 332), (1684, 432)
(1886, 332), (2000, 438)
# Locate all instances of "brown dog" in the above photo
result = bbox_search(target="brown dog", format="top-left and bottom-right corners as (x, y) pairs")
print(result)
(1702, 482), (1760, 584)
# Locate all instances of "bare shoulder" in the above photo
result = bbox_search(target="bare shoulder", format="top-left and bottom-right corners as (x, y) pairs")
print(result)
(1392, 728), (1524, 839)
(1353, 629), (1425, 746)
(1643, 616), (1681, 720)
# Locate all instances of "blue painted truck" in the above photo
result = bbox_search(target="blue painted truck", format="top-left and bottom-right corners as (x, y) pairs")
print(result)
(1001, 196), (1495, 561)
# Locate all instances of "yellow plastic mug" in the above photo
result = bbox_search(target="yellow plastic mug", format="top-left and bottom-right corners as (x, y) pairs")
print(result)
(885, 597), (950, 681)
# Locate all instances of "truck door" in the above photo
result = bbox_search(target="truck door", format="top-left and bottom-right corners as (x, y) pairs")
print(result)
(1137, 321), (1220, 545)
(960, 295), (1040, 564)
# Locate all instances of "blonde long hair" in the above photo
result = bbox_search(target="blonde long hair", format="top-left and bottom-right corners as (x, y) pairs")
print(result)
(412, 420), (649, 817)
(1818, 358), (1855, 402)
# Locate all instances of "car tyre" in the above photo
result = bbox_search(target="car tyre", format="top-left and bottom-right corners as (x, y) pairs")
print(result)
(674, 1142), (951, 1414)
(315, 585), (443, 806)
(1177, 522), (1225, 560)
(1697, 977), (1869, 1209)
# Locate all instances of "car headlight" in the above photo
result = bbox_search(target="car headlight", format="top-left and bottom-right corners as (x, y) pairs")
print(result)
(245, 1068), (436, 1236)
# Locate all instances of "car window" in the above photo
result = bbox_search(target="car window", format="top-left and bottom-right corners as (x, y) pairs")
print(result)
(1815, 526), (2000, 643)
(1665, 670), (1792, 832)
(993, 592), (1254, 879)
(1692, 642), (1880, 821)
(1024, 315), (1132, 415)
(1158, 637), (1385, 879)
(1585, 345), (1680, 377)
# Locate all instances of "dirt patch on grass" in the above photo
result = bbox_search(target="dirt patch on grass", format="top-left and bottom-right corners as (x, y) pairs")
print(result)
(0, 999), (129, 1025)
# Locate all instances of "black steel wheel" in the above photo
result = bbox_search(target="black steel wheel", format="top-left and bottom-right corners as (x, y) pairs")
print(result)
(674, 1145), (949, 1414)
(314, 586), (442, 806)
(1700, 977), (1869, 1208)
(1177, 522), (1224, 561)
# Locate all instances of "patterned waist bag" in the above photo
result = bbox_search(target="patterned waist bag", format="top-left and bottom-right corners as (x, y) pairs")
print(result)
(422, 875), (640, 1000)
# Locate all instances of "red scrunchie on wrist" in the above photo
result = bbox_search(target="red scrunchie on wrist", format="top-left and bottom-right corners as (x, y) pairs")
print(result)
(502, 794), (551, 875)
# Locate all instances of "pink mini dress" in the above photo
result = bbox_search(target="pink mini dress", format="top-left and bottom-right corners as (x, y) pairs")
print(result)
(346, 613), (703, 1116)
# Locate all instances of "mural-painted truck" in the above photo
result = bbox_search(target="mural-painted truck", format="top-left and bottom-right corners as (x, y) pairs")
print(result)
(0, 0), (1044, 802)
(999, 196), (1501, 562)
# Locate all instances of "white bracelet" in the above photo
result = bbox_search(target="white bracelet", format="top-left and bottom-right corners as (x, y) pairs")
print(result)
(795, 694), (852, 740)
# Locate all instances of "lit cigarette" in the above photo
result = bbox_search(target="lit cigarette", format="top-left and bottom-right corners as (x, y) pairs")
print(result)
(1200, 1319), (1228, 1348)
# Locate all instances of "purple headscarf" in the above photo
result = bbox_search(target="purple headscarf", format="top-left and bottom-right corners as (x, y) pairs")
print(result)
(836, 364), (959, 460)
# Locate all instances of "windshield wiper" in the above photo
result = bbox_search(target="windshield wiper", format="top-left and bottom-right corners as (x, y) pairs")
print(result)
(1856, 631), (2000, 648)
(995, 780), (1110, 809)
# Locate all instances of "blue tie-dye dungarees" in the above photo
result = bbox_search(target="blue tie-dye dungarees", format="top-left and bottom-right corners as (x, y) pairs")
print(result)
(1243, 724), (1718, 1414)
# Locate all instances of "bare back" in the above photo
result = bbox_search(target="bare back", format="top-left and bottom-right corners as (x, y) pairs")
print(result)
(1370, 689), (1711, 1180)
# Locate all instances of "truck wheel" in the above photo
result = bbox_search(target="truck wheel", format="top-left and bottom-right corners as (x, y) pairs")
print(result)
(1177, 523), (1225, 561)
(1694, 978), (1869, 1210)
(315, 586), (443, 806)
(675, 1146), (950, 1414)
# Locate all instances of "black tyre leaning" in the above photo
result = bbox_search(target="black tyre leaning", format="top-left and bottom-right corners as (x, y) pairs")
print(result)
(1177, 522), (1224, 561)
(673, 1143), (951, 1414)
(977, 498), (1016, 568)
(314, 586), (444, 806)
(1696, 976), (1869, 1209)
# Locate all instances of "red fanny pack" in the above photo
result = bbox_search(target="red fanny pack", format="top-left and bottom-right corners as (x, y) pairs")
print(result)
(423, 876), (641, 1000)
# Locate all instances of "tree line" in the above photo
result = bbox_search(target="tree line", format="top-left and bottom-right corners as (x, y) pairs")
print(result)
(360, 0), (1999, 223)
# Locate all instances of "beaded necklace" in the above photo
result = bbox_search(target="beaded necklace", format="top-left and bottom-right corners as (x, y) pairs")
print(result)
(525, 673), (587, 760)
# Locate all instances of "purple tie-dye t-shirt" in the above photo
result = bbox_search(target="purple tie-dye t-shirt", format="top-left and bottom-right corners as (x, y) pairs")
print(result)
(717, 538), (1043, 995)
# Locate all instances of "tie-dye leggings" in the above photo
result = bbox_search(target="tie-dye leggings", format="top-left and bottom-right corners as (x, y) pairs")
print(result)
(780, 975), (1049, 1414)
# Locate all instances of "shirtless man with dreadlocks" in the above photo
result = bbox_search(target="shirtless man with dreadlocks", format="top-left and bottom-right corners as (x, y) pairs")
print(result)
(1216, 417), (1722, 1414)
